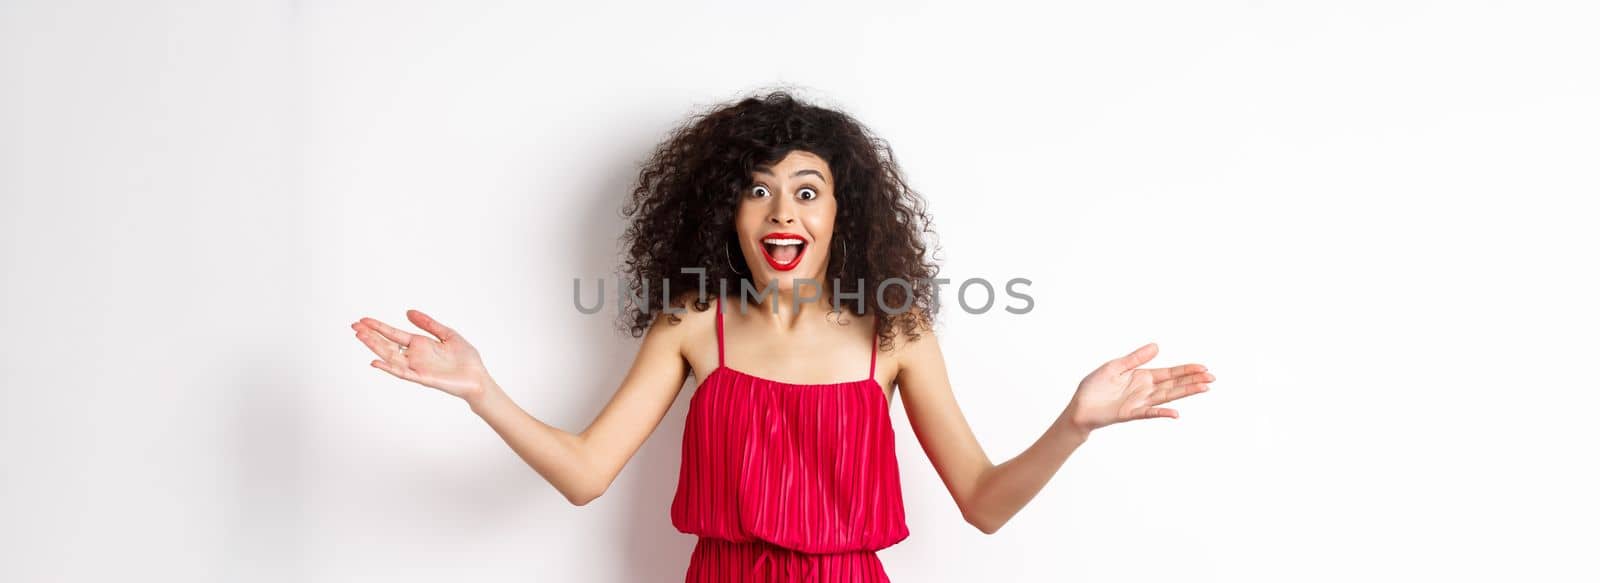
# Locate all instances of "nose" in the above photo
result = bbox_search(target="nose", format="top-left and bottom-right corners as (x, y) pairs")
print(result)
(767, 206), (795, 226)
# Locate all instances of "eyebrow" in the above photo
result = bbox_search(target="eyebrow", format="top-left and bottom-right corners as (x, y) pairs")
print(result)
(753, 166), (828, 184)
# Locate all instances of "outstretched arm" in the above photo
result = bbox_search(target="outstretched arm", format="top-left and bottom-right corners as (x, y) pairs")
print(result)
(897, 329), (1212, 534)
(463, 310), (692, 505)
(354, 307), (696, 506)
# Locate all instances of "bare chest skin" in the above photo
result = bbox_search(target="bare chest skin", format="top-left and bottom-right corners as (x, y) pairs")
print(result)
(683, 305), (895, 404)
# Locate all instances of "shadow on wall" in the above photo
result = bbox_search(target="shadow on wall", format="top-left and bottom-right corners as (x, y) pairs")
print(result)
(226, 356), (314, 581)
(563, 126), (700, 581)
(245, 108), (702, 580)
(383, 108), (702, 580)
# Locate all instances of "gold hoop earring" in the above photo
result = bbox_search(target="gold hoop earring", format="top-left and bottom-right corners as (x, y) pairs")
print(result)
(724, 240), (748, 276)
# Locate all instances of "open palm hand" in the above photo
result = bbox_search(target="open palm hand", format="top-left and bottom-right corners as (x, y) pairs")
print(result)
(351, 309), (492, 402)
(1065, 343), (1213, 433)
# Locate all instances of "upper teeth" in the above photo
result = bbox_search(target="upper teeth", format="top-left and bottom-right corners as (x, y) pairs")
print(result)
(762, 238), (803, 246)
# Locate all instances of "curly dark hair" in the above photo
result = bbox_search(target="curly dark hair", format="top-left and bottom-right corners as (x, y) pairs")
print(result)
(618, 90), (940, 351)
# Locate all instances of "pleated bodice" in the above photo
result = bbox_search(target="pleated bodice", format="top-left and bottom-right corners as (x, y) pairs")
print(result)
(670, 296), (909, 580)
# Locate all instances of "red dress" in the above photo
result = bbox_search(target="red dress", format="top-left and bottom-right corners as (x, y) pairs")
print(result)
(671, 296), (910, 582)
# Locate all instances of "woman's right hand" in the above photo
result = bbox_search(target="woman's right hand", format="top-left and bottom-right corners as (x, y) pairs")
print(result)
(352, 309), (493, 403)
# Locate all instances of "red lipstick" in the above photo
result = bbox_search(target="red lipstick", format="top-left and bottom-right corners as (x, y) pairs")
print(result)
(757, 232), (808, 271)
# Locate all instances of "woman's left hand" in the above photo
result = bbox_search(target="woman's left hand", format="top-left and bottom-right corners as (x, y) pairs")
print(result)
(1064, 343), (1213, 434)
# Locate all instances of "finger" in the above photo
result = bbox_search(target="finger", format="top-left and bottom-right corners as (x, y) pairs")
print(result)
(358, 317), (418, 347)
(354, 327), (407, 362)
(1132, 407), (1179, 420)
(1155, 371), (1214, 391)
(1153, 371), (1208, 391)
(1149, 363), (1207, 384)
(408, 309), (458, 342)
(1112, 342), (1158, 374)
(371, 359), (420, 383)
(1153, 381), (1210, 405)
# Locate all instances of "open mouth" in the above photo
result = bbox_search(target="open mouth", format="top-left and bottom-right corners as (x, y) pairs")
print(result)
(758, 233), (808, 271)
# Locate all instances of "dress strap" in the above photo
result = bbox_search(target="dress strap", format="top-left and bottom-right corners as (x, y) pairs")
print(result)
(714, 295), (725, 368)
(867, 312), (878, 379)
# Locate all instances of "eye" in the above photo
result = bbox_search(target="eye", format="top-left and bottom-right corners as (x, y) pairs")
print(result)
(797, 187), (818, 201)
(751, 185), (771, 198)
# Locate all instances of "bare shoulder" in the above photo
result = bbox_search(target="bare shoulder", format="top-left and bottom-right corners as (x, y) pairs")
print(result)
(880, 306), (941, 375)
(638, 290), (721, 375)
(646, 290), (718, 338)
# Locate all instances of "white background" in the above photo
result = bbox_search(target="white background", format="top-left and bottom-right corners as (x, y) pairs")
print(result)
(4, 1), (1597, 581)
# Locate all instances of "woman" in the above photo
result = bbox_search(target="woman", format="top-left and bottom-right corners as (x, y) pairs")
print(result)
(350, 91), (1214, 581)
